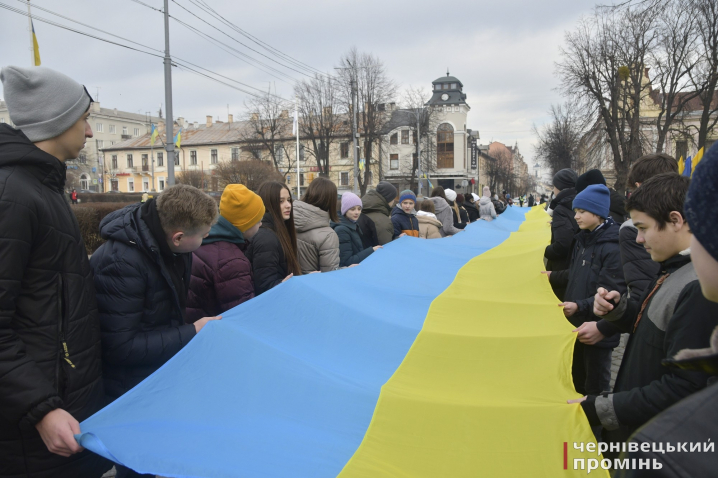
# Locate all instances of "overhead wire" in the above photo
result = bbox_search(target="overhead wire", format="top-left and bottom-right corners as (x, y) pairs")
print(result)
(8, 0), (286, 100)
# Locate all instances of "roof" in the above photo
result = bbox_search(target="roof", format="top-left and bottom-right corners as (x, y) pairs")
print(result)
(380, 108), (423, 134)
(432, 75), (463, 87)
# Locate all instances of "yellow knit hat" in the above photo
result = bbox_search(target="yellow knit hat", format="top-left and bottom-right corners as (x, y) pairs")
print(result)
(220, 184), (265, 232)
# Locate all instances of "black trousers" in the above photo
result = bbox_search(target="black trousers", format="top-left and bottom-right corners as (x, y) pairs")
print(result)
(572, 341), (613, 396)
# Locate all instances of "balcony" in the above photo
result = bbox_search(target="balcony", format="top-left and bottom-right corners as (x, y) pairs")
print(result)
(142, 165), (150, 172)
(121, 134), (132, 140)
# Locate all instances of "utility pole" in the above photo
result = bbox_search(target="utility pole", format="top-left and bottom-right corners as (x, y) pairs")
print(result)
(417, 110), (422, 196)
(163, 0), (175, 185)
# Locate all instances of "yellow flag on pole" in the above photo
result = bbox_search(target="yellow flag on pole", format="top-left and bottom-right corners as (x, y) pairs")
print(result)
(691, 147), (704, 176)
(677, 156), (685, 175)
(31, 20), (41, 66)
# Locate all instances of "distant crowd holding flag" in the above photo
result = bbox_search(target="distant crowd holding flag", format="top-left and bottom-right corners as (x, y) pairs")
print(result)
(2, 66), (718, 477)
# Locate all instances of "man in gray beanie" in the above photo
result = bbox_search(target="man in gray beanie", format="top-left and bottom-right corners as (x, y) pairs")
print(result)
(0, 66), (111, 477)
(361, 181), (398, 245)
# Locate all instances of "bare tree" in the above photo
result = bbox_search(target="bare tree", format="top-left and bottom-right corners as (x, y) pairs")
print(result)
(338, 48), (396, 196)
(646, 0), (702, 152)
(399, 87), (440, 192)
(485, 146), (513, 195)
(687, 0), (718, 150)
(557, 5), (657, 192)
(214, 160), (284, 192)
(240, 91), (294, 174)
(534, 102), (590, 175)
(295, 74), (347, 176)
(176, 170), (205, 189)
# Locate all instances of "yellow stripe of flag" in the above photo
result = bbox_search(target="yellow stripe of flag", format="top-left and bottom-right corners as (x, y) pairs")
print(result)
(339, 207), (605, 477)
(32, 20), (41, 66)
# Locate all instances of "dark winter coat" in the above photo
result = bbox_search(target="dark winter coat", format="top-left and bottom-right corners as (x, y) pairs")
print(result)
(463, 200), (480, 222)
(361, 189), (394, 245)
(390, 206), (419, 238)
(357, 213), (379, 249)
(91, 200), (197, 399)
(186, 215), (254, 324)
(492, 197), (506, 214)
(245, 213), (289, 296)
(619, 219), (660, 300)
(331, 216), (374, 267)
(449, 201), (467, 229)
(528, 195), (535, 207)
(0, 125), (110, 477)
(549, 219), (625, 348)
(609, 188), (627, 225)
(583, 254), (718, 444)
(545, 187), (579, 300)
(615, 381), (718, 477)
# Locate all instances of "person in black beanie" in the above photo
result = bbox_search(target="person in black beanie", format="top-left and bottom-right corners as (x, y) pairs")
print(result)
(544, 168), (579, 301)
(576, 169), (627, 225)
(611, 143), (718, 477)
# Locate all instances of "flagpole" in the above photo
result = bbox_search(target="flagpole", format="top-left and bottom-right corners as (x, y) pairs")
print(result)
(27, 1), (34, 66)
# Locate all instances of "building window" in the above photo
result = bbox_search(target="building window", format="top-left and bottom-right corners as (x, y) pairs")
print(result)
(231, 147), (239, 161)
(128, 178), (135, 192)
(299, 144), (305, 161)
(390, 133), (398, 145)
(340, 142), (349, 158)
(340, 171), (349, 186)
(122, 126), (128, 135)
(97, 140), (103, 148)
(435, 84), (441, 90)
(190, 150), (197, 165)
(143, 179), (149, 191)
(274, 144), (283, 163)
(134, 128), (140, 137)
(300, 173), (305, 186)
(80, 174), (89, 190)
(443, 83), (449, 90)
(96, 123), (103, 132)
(110, 141), (115, 145)
(159, 178), (165, 191)
(111, 155), (118, 169)
(0, 117), (5, 123)
(111, 179), (119, 191)
(78, 153), (87, 164)
(109, 124), (116, 134)
(401, 130), (409, 144)
(175, 155), (180, 166)
(437, 123), (454, 169)
(674, 140), (688, 161)
(390, 153), (399, 170)
(127, 154), (133, 168)
(451, 83), (457, 89)
(157, 152), (163, 167)
(142, 154), (149, 170)
(211, 149), (218, 164)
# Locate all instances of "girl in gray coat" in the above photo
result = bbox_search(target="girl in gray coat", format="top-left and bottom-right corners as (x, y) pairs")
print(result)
(428, 187), (463, 236)
(294, 177), (340, 274)
(479, 186), (497, 221)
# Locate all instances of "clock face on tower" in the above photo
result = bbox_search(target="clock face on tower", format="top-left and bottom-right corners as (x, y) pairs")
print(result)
(441, 93), (449, 101)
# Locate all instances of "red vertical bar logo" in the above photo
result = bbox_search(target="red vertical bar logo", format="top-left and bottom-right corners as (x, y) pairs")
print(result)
(563, 442), (568, 470)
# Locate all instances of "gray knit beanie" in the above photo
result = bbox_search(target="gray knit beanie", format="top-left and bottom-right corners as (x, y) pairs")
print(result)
(0, 66), (92, 142)
(376, 181), (398, 203)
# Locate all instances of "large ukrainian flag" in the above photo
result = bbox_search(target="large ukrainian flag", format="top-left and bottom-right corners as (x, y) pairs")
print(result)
(77, 207), (601, 477)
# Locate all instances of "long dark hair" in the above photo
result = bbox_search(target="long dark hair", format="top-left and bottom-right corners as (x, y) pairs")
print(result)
(256, 181), (302, 276)
(301, 177), (338, 222)
(430, 186), (447, 201)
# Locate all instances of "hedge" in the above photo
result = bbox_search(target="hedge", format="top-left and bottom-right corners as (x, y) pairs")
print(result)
(77, 192), (147, 203)
(72, 202), (135, 254)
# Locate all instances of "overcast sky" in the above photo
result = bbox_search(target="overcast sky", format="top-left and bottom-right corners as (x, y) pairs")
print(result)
(0, 0), (596, 163)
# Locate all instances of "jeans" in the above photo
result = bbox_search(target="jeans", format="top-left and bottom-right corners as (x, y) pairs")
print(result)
(572, 341), (613, 396)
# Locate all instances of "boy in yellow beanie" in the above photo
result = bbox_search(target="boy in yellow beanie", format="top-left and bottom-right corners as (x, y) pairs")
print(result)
(187, 184), (264, 322)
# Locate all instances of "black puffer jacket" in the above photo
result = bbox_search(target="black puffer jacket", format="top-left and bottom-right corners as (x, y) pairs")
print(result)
(357, 213), (379, 249)
(549, 219), (625, 348)
(245, 213), (289, 295)
(619, 219), (660, 300)
(90, 201), (197, 399)
(0, 125), (110, 477)
(609, 188), (627, 225)
(544, 188), (579, 271)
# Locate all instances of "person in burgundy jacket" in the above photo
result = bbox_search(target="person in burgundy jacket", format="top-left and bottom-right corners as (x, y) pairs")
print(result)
(186, 184), (264, 323)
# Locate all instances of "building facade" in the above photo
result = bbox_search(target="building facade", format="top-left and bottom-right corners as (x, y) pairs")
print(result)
(0, 100), (160, 191)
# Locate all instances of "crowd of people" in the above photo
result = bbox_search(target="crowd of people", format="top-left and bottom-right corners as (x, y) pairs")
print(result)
(2, 66), (717, 478)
